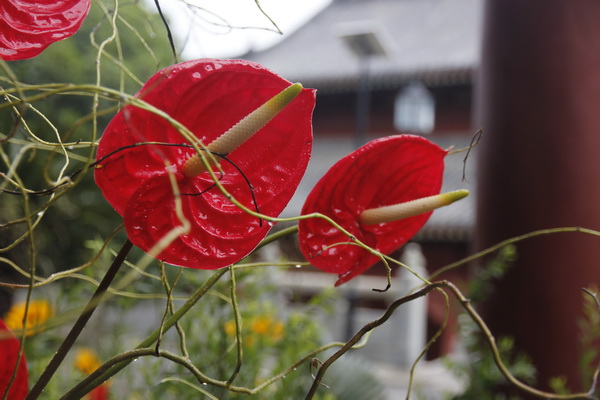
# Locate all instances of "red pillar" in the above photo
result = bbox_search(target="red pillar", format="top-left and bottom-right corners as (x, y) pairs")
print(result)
(476, 0), (600, 392)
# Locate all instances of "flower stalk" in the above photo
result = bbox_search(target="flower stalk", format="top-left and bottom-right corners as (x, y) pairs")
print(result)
(359, 189), (470, 225)
(182, 83), (303, 177)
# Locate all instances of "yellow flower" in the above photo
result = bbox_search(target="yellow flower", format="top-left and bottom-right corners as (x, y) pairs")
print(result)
(4, 300), (53, 336)
(224, 316), (285, 346)
(224, 320), (237, 337)
(251, 316), (285, 342)
(251, 316), (271, 336)
(75, 348), (102, 375)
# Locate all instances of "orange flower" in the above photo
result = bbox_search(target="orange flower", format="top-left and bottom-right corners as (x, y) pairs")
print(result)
(74, 348), (102, 375)
(251, 316), (284, 342)
(224, 320), (237, 337)
(251, 317), (272, 336)
(74, 348), (109, 399)
(225, 316), (285, 346)
(5, 300), (53, 336)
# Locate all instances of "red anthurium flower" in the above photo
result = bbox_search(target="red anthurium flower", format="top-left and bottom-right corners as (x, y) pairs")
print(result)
(0, 319), (28, 399)
(87, 384), (109, 400)
(0, 0), (91, 60)
(299, 135), (467, 286)
(95, 59), (315, 270)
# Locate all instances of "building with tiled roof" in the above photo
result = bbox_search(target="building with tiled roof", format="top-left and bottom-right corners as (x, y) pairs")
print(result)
(244, 0), (484, 362)
(247, 0), (483, 241)
(246, 0), (481, 89)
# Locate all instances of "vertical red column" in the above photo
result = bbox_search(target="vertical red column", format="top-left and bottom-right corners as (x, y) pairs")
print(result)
(476, 0), (600, 391)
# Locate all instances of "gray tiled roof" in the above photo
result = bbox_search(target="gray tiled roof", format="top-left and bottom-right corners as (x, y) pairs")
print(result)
(246, 0), (483, 90)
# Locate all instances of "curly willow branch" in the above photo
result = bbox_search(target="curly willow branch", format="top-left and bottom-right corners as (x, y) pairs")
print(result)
(254, 0), (283, 34)
(0, 225), (123, 289)
(63, 337), (353, 399)
(430, 226), (600, 280)
(405, 287), (451, 399)
(61, 268), (229, 399)
(153, 0), (178, 63)
(25, 240), (134, 400)
(304, 280), (595, 400)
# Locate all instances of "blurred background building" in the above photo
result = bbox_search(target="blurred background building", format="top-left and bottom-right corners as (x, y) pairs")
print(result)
(240, 0), (600, 395)
(242, 0), (483, 393)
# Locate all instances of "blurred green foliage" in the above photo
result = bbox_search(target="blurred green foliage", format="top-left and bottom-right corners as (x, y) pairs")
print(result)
(0, 0), (174, 280)
(578, 286), (600, 391)
(448, 245), (537, 400)
(15, 259), (386, 399)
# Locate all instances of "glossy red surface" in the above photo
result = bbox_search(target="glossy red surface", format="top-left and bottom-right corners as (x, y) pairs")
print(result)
(298, 135), (446, 286)
(0, 319), (28, 400)
(88, 384), (109, 400)
(95, 59), (315, 270)
(0, 0), (91, 60)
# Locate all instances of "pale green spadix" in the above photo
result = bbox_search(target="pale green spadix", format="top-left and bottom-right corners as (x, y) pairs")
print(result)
(359, 189), (470, 225)
(182, 83), (304, 177)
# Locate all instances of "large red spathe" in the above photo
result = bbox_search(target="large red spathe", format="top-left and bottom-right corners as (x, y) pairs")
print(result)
(0, 319), (28, 399)
(298, 135), (446, 286)
(0, 0), (91, 60)
(95, 59), (315, 270)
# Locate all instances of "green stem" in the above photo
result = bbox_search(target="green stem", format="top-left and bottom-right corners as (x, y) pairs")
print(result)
(26, 239), (133, 400)
(61, 267), (229, 399)
(255, 224), (298, 250)
(227, 266), (243, 385)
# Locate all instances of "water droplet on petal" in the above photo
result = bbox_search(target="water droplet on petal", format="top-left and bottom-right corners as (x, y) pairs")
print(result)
(326, 247), (340, 256)
(323, 227), (338, 236)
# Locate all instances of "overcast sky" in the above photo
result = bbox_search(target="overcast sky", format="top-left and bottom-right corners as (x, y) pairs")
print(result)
(146, 0), (331, 59)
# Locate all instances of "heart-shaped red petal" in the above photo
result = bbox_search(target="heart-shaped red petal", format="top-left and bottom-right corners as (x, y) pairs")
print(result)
(95, 59), (315, 270)
(0, 0), (91, 60)
(0, 319), (28, 400)
(298, 135), (446, 286)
